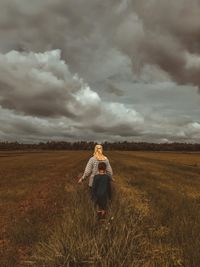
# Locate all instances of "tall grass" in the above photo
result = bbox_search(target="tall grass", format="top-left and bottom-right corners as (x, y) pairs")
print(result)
(109, 151), (200, 267)
(0, 151), (90, 267)
(32, 185), (149, 267)
(31, 183), (184, 267)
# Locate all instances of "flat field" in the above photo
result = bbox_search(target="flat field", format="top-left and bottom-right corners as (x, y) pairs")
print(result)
(1, 151), (200, 267)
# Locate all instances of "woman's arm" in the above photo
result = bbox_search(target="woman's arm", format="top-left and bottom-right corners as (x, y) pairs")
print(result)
(78, 157), (93, 183)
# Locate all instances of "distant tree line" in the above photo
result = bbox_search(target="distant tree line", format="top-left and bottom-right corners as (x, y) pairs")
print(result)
(0, 141), (200, 151)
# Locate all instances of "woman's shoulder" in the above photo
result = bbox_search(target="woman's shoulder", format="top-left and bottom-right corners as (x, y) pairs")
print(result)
(98, 156), (108, 161)
(87, 156), (95, 163)
(90, 156), (97, 162)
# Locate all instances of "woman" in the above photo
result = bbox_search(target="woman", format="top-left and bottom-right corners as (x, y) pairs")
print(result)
(78, 144), (113, 188)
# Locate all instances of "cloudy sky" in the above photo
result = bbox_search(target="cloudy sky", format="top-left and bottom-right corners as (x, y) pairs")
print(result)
(0, 0), (200, 143)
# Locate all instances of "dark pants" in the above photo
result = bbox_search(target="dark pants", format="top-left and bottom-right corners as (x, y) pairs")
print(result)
(95, 194), (108, 210)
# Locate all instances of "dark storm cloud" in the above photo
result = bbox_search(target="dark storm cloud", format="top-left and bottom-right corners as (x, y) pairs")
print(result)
(0, 0), (119, 75)
(92, 124), (142, 137)
(0, 50), (103, 119)
(0, 0), (200, 143)
(0, 0), (199, 86)
(117, 0), (200, 88)
(0, 49), (145, 141)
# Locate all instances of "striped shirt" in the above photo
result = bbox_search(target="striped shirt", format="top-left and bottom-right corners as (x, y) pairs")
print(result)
(82, 156), (113, 187)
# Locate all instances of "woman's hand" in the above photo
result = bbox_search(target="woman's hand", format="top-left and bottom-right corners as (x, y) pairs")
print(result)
(78, 177), (83, 183)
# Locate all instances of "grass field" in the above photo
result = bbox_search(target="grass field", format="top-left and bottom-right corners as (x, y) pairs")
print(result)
(1, 150), (200, 267)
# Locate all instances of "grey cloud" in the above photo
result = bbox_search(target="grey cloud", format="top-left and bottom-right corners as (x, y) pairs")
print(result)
(106, 83), (124, 97)
(0, 49), (146, 142)
(0, 103), (143, 142)
(118, 0), (200, 88)
(76, 123), (143, 138)
(0, 106), (78, 142)
(92, 124), (142, 137)
(0, 0), (200, 143)
(1, 100), (200, 143)
(0, 50), (102, 119)
(1, 0), (200, 88)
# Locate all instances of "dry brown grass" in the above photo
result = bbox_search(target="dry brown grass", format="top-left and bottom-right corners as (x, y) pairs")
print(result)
(0, 151), (88, 267)
(1, 150), (200, 266)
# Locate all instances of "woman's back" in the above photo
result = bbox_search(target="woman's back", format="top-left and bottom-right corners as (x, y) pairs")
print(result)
(82, 156), (113, 187)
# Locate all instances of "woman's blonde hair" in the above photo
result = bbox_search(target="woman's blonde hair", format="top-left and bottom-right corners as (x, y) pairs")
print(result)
(93, 144), (107, 160)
